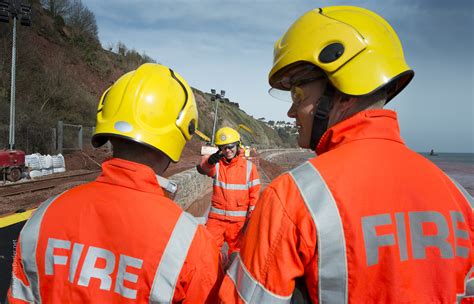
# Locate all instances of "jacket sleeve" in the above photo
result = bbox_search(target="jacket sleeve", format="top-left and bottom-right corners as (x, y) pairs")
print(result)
(247, 162), (261, 218)
(219, 175), (315, 303)
(196, 155), (217, 178)
(173, 224), (224, 304)
(8, 238), (35, 304)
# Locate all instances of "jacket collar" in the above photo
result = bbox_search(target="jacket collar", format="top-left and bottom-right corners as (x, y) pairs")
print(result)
(96, 158), (175, 195)
(316, 109), (404, 155)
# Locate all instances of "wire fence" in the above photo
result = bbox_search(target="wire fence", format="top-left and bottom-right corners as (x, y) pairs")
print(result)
(0, 121), (95, 154)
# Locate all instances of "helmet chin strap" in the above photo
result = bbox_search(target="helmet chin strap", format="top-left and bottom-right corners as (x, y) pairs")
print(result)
(310, 85), (335, 150)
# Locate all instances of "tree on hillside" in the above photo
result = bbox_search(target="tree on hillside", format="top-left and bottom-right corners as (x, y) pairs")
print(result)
(113, 42), (155, 70)
(66, 0), (98, 39)
(41, 0), (70, 17)
(41, 0), (98, 39)
(116, 41), (127, 56)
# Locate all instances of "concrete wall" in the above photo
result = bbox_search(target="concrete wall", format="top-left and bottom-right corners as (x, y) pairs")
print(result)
(170, 168), (213, 210)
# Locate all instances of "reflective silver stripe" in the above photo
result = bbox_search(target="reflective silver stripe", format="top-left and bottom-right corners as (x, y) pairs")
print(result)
(248, 179), (261, 188)
(227, 254), (291, 304)
(213, 179), (249, 190)
(457, 266), (474, 303)
(213, 160), (255, 190)
(155, 175), (178, 194)
(246, 161), (261, 187)
(225, 210), (248, 217)
(246, 160), (252, 184)
(18, 195), (61, 303)
(289, 162), (348, 304)
(10, 273), (34, 302)
(448, 176), (473, 208)
(448, 175), (473, 297)
(149, 212), (198, 303)
(467, 277), (474, 297)
(210, 206), (248, 217)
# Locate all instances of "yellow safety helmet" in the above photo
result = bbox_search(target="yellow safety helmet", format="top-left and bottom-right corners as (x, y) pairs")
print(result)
(269, 6), (414, 102)
(215, 127), (240, 146)
(92, 63), (198, 162)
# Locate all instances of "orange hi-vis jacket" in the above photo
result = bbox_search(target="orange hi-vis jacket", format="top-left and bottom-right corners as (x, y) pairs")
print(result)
(199, 153), (261, 222)
(8, 158), (222, 303)
(219, 110), (473, 303)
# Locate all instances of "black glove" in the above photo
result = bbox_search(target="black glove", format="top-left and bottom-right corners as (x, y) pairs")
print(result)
(207, 151), (223, 165)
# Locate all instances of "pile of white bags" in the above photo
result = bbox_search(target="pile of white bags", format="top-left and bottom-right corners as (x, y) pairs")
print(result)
(25, 153), (66, 178)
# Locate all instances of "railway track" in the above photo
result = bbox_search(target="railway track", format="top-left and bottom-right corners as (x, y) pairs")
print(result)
(0, 170), (100, 197)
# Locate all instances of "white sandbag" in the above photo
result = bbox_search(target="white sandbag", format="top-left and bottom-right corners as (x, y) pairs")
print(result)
(41, 168), (53, 176)
(52, 154), (66, 169)
(25, 153), (42, 170)
(46, 155), (53, 168)
(53, 167), (66, 173)
(29, 170), (42, 179)
(40, 155), (53, 169)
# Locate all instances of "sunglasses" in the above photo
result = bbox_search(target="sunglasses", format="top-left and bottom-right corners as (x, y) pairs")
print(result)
(290, 76), (326, 107)
(219, 144), (237, 151)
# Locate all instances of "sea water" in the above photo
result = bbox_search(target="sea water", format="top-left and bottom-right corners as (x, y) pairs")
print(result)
(420, 153), (474, 195)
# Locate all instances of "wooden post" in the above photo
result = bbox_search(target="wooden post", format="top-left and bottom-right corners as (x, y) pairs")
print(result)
(78, 125), (83, 150)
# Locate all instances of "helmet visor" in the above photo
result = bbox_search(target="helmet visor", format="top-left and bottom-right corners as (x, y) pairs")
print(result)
(268, 87), (292, 102)
(268, 63), (325, 102)
(269, 76), (326, 103)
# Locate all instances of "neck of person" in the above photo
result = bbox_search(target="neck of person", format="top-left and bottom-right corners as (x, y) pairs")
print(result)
(110, 137), (171, 175)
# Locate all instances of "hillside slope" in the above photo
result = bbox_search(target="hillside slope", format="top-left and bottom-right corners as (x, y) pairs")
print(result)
(193, 89), (287, 147)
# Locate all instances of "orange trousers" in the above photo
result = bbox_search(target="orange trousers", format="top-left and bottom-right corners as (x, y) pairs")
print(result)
(206, 218), (245, 257)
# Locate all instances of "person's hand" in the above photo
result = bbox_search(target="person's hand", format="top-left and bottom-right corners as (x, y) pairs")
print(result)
(207, 150), (223, 165)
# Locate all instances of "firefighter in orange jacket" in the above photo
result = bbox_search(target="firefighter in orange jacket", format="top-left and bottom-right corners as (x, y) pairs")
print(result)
(197, 127), (261, 262)
(219, 6), (473, 303)
(8, 64), (222, 303)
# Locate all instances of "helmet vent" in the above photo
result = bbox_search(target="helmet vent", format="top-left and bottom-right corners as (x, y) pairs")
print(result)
(188, 120), (196, 135)
(319, 43), (344, 63)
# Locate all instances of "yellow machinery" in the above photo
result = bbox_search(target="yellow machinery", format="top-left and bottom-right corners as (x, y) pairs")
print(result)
(195, 129), (211, 143)
(195, 130), (219, 155)
(236, 125), (255, 157)
(236, 124), (254, 136)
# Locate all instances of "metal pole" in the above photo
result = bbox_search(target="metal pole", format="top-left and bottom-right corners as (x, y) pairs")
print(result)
(8, 16), (17, 150)
(78, 125), (83, 150)
(211, 98), (219, 145)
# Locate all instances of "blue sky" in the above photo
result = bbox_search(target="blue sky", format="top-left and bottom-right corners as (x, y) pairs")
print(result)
(82, 0), (473, 153)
